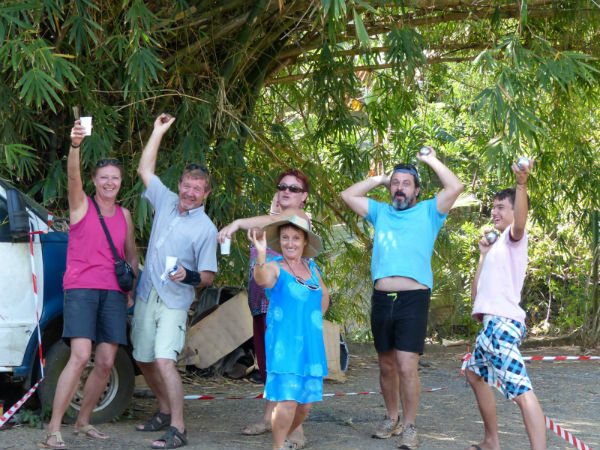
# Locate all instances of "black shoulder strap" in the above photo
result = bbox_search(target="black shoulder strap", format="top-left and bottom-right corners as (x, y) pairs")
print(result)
(91, 196), (120, 262)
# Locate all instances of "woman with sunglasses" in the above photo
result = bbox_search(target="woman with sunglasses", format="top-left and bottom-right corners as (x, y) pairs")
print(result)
(44, 119), (138, 449)
(217, 169), (311, 447)
(248, 215), (328, 450)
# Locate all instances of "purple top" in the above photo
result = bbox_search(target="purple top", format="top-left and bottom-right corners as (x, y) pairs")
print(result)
(248, 245), (280, 316)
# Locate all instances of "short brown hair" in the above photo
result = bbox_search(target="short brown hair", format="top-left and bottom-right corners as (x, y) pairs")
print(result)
(180, 163), (210, 186)
(494, 187), (530, 209)
(277, 169), (309, 194)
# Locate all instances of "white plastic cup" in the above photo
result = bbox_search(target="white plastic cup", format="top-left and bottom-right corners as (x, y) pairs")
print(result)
(220, 237), (231, 255)
(80, 116), (93, 136)
(165, 256), (177, 272)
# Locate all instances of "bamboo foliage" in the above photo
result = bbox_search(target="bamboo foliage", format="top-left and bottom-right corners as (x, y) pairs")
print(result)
(1, 0), (600, 341)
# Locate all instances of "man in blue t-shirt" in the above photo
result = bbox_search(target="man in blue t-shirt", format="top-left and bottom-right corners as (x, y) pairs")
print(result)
(341, 147), (463, 448)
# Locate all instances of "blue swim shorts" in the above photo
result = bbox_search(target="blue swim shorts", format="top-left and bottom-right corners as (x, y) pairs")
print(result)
(465, 315), (533, 400)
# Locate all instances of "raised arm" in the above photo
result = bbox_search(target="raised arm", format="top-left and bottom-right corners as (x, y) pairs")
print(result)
(509, 159), (532, 241)
(248, 228), (279, 288)
(137, 113), (176, 188)
(417, 147), (464, 214)
(67, 120), (89, 224)
(340, 174), (389, 217)
(217, 208), (308, 243)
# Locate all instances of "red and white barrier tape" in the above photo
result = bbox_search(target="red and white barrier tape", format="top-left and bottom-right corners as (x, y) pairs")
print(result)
(184, 386), (446, 401)
(458, 352), (594, 450)
(28, 220), (45, 378)
(523, 356), (600, 361)
(0, 377), (45, 428)
(546, 416), (593, 450)
(0, 219), (51, 429)
(459, 351), (472, 377)
(459, 353), (600, 378)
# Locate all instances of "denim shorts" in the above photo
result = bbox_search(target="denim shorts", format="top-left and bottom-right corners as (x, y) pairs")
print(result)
(62, 288), (128, 345)
(370, 288), (431, 354)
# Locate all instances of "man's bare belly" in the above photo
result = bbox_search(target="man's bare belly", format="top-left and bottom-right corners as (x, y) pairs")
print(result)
(374, 276), (428, 292)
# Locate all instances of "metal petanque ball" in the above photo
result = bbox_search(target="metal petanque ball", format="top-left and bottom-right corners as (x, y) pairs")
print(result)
(485, 231), (498, 244)
(517, 156), (529, 170)
(419, 147), (431, 155)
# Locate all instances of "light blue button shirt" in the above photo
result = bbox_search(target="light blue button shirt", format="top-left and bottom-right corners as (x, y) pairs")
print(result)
(136, 176), (217, 311)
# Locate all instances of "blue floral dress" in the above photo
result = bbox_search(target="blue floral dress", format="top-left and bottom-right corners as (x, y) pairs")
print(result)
(264, 258), (328, 404)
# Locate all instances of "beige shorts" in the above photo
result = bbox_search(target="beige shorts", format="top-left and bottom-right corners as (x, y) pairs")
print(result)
(131, 287), (187, 362)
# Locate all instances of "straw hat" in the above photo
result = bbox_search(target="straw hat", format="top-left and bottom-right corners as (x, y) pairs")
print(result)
(263, 215), (322, 258)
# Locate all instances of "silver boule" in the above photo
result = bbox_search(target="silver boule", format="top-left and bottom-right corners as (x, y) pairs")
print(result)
(517, 156), (529, 170)
(485, 231), (498, 244)
(419, 146), (431, 155)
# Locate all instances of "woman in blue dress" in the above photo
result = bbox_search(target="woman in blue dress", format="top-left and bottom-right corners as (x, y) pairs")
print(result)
(248, 215), (329, 450)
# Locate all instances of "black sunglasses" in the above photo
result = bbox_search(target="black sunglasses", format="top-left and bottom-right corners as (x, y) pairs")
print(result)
(294, 276), (319, 291)
(96, 158), (121, 168)
(186, 163), (209, 173)
(277, 183), (305, 194)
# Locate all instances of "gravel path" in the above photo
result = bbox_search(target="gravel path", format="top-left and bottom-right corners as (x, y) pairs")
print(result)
(1, 342), (598, 450)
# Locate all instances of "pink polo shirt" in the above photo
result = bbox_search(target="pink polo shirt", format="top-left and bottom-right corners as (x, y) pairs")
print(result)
(472, 226), (527, 325)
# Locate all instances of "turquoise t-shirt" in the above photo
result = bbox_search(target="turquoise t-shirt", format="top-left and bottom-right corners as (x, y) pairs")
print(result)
(364, 198), (447, 289)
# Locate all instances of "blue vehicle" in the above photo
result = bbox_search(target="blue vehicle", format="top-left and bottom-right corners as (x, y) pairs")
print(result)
(0, 178), (135, 423)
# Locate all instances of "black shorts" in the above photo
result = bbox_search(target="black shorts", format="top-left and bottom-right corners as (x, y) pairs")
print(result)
(62, 289), (128, 346)
(370, 288), (431, 355)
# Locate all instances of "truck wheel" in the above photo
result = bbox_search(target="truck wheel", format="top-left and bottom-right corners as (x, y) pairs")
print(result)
(38, 341), (135, 424)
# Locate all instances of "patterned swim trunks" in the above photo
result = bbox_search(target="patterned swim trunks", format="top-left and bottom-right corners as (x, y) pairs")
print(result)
(465, 315), (532, 400)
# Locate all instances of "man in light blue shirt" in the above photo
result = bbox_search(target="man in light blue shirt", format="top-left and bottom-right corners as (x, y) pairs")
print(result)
(131, 113), (217, 449)
(341, 147), (462, 448)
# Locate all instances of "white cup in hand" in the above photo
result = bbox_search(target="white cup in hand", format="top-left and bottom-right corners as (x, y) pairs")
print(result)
(80, 116), (93, 136)
(165, 256), (177, 272)
(220, 237), (231, 255)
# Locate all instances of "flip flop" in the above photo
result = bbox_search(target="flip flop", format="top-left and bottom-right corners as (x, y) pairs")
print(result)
(39, 431), (68, 449)
(241, 420), (271, 435)
(288, 431), (306, 449)
(73, 424), (109, 439)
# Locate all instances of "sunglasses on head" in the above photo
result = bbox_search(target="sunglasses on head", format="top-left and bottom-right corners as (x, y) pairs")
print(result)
(392, 164), (420, 182)
(277, 183), (305, 193)
(186, 163), (209, 173)
(294, 276), (319, 290)
(96, 158), (121, 168)
(393, 163), (417, 173)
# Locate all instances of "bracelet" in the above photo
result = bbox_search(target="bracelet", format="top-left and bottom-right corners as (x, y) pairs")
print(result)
(71, 143), (81, 149)
(255, 261), (266, 268)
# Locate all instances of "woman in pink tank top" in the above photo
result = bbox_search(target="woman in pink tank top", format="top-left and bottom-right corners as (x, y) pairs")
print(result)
(44, 119), (138, 448)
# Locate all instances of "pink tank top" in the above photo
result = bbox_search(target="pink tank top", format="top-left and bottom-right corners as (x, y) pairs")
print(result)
(63, 196), (127, 292)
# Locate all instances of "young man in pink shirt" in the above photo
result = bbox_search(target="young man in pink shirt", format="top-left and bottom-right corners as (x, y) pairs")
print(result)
(465, 160), (547, 450)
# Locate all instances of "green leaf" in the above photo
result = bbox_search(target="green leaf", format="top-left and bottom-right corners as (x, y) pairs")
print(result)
(353, 9), (369, 47)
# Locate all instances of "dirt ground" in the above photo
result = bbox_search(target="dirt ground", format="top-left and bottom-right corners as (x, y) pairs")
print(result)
(1, 342), (598, 450)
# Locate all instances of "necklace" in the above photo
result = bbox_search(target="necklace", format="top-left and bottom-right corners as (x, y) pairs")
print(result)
(283, 257), (307, 280)
(283, 257), (319, 291)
